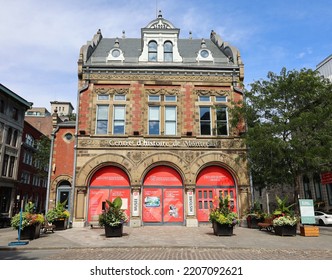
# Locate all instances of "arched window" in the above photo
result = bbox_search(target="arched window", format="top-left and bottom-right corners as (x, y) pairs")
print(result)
(163, 41), (173, 62)
(148, 41), (157, 62)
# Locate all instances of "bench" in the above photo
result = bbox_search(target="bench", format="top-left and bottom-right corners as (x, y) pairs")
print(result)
(42, 220), (56, 233)
(257, 217), (274, 232)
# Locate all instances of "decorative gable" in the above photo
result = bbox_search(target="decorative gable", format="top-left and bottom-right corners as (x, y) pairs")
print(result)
(139, 11), (183, 63)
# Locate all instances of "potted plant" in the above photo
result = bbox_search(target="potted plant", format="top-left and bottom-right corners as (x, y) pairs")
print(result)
(98, 197), (128, 237)
(272, 196), (299, 236)
(11, 202), (44, 240)
(209, 196), (239, 236)
(46, 201), (70, 230)
(246, 201), (266, 229)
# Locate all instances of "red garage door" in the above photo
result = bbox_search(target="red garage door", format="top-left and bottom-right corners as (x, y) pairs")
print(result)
(142, 166), (184, 225)
(88, 166), (130, 224)
(196, 166), (237, 222)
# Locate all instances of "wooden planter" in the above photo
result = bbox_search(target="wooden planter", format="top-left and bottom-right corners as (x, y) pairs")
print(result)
(213, 222), (234, 236)
(19, 223), (41, 240)
(53, 218), (68, 230)
(104, 224), (123, 237)
(300, 225), (319, 237)
(274, 225), (297, 236)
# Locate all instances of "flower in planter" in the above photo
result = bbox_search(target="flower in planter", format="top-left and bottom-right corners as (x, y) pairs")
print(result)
(11, 202), (45, 230)
(46, 201), (70, 223)
(98, 197), (128, 227)
(272, 215), (299, 226)
(209, 196), (239, 226)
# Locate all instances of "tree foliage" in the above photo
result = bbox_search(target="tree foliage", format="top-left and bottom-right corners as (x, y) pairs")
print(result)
(34, 135), (51, 176)
(231, 67), (332, 196)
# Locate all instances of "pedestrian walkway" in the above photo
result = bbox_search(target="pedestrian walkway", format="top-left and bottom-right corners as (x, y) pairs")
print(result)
(1, 224), (331, 251)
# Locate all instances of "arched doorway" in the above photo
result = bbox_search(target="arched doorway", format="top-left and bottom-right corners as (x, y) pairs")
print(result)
(196, 166), (237, 222)
(88, 166), (130, 224)
(142, 166), (184, 225)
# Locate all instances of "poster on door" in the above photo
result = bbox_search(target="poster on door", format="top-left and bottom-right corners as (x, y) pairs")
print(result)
(88, 188), (109, 222)
(109, 188), (131, 221)
(163, 188), (183, 223)
(88, 188), (131, 223)
(142, 188), (162, 222)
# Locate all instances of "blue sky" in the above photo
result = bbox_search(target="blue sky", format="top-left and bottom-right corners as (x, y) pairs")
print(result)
(1, 0), (331, 112)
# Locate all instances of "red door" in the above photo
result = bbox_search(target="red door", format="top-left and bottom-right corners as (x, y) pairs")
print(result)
(88, 166), (130, 224)
(142, 166), (184, 224)
(196, 166), (237, 222)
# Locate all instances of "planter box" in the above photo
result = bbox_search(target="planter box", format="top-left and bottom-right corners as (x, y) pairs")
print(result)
(274, 225), (297, 236)
(53, 218), (68, 230)
(300, 225), (319, 237)
(105, 224), (123, 237)
(213, 222), (234, 236)
(19, 223), (41, 240)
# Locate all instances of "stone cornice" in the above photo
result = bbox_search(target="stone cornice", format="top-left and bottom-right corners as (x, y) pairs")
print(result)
(84, 73), (234, 83)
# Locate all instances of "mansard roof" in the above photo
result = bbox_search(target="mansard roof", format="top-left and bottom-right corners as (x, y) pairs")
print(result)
(79, 13), (243, 71)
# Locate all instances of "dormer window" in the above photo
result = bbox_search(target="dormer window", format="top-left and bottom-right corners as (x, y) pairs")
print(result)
(148, 41), (158, 62)
(164, 41), (173, 62)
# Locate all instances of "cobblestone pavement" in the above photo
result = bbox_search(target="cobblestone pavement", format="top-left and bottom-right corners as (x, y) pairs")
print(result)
(42, 247), (332, 260)
(1, 225), (332, 260)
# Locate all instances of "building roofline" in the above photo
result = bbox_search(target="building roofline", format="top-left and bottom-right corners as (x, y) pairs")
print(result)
(0, 83), (32, 108)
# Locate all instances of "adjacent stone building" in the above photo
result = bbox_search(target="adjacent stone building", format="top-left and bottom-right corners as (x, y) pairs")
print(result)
(49, 13), (250, 227)
(0, 83), (32, 223)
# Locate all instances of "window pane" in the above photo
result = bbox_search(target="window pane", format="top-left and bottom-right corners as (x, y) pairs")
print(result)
(114, 106), (125, 119)
(199, 96), (210, 102)
(216, 96), (227, 102)
(114, 94), (126, 101)
(98, 95), (109, 100)
(149, 95), (160, 102)
(96, 105), (108, 134)
(164, 42), (173, 52)
(165, 122), (176, 135)
(149, 122), (159, 135)
(165, 95), (176, 102)
(164, 53), (173, 62)
(97, 105), (108, 119)
(148, 41), (157, 62)
(200, 107), (211, 135)
(149, 106), (160, 135)
(165, 107), (176, 120)
(149, 106), (160, 120)
(96, 121), (108, 134)
(216, 106), (228, 136)
(113, 106), (125, 135)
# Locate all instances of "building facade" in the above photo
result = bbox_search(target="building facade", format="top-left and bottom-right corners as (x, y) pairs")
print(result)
(47, 116), (76, 215)
(55, 13), (250, 227)
(0, 84), (32, 223)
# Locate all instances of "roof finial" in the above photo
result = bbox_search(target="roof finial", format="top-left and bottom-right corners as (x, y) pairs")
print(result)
(189, 31), (192, 40)
(114, 38), (119, 48)
(201, 39), (206, 48)
(122, 30), (125, 39)
(158, 10), (162, 18)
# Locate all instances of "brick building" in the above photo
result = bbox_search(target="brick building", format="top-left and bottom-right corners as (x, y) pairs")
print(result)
(49, 13), (250, 227)
(15, 121), (49, 214)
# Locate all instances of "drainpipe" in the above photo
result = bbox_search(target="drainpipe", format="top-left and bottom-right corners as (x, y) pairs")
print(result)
(69, 81), (89, 227)
(45, 125), (59, 213)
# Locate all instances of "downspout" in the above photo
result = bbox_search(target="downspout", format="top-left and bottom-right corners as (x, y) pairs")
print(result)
(45, 126), (59, 213)
(69, 81), (89, 227)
